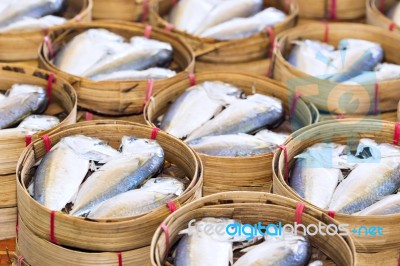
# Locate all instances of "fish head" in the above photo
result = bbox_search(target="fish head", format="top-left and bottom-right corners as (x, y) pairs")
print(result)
(17, 115), (60, 131)
(120, 136), (164, 158)
(201, 81), (245, 105)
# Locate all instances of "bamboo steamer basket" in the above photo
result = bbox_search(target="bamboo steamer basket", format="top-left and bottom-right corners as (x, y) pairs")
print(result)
(195, 58), (271, 76)
(16, 120), (203, 252)
(298, 0), (365, 20)
(0, 0), (92, 62)
(367, 0), (400, 32)
(0, 64), (77, 175)
(318, 110), (399, 122)
(38, 21), (195, 115)
(77, 110), (146, 125)
(356, 249), (400, 265)
(150, 191), (356, 266)
(272, 23), (400, 115)
(144, 72), (317, 195)
(0, 207), (16, 241)
(0, 174), (16, 208)
(150, 0), (298, 64)
(16, 217), (149, 266)
(273, 119), (400, 253)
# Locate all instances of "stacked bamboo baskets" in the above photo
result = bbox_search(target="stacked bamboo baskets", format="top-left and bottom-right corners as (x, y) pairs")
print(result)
(272, 23), (400, 117)
(144, 72), (318, 196)
(0, 0), (92, 62)
(150, 0), (298, 75)
(273, 119), (400, 263)
(16, 121), (203, 265)
(367, 0), (400, 32)
(38, 21), (195, 116)
(298, 0), (366, 20)
(0, 65), (77, 241)
(151, 191), (357, 265)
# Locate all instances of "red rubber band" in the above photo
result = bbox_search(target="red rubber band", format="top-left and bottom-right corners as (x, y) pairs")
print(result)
(323, 22), (329, 43)
(188, 73), (196, 86)
(267, 41), (281, 77)
(393, 122), (400, 145)
(74, 14), (82, 22)
(118, 252), (123, 266)
(171, 0), (178, 5)
(165, 23), (174, 32)
(389, 22), (395, 31)
(42, 28), (49, 36)
(50, 211), (57, 244)
(17, 256), (24, 266)
(327, 210), (335, 218)
(145, 79), (155, 104)
(160, 223), (170, 261)
(266, 27), (275, 57)
(380, 0), (385, 13)
(151, 128), (160, 140)
(397, 255), (400, 266)
(44, 35), (54, 59)
(278, 145), (289, 182)
(167, 201), (177, 213)
(374, 82), (379, 114)
(141, 0), (150, 22)
(329, 0), (337, 20)
(289, 92), (301, 118)
(144, 25), (152, 38)
(47, 72), (55, 103)
(85, 112), (94, 121)
(25, 135), (32, 147)
(42, 135), (51, 153)
(336, 113), (345, 119)
(295, 202), (305, 224)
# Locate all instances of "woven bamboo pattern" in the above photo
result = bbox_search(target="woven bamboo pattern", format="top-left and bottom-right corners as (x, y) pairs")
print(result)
(367, 0), (400, 33)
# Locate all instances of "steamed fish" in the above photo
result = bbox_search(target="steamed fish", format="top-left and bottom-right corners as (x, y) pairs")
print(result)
(344, 63), (400, 84)
(91, 68), (176, 81)
(0, 15), (66, 33)
(356, 193), (400, 216)
(17, 115), (59, 132)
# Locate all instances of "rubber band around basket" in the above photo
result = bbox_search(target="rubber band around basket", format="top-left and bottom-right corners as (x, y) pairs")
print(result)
(74, 14), (82, 23)
(266, 27), (275, 57)
(374, 82), (379, 114)
(151, 128), (160, 140)
(42, 135), (51, 153)
(118, 252), (123, 266)
(17, 256), (24, 266)
(393, 122), (400, 145)
(389, 22), (395, 31)
(167, 201), (177, 213)
(267, 41), (280, 78)
(25, 135), (32, 147)
(47, 72), (55, 102)
(295, 202), (305, 224)
(189, 73), (196, 86)
(85, 112), (94, 121)
(165, 23), (174, 32)
(380, 0), (385, 13)
(289, 92), (301, 118)
(50, 210), (57, 244)
(278, 145), (289, 182)
(327, 210), (335, 218)
(44, 35), (54, 59)
(160, 223), (170, 261)
(323, 22), (330, 43)
(141, 0), (150, 22)
(171, 0), (178, 5)
(144, 25), (152, 38)
(329, 0), (337, 20)
(336, 113), (345, 119)
(145, 79), (155, 103)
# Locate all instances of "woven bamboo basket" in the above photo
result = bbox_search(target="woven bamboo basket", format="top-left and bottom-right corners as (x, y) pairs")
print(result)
(92, 0), (169, 22)
(298, 0), (365, 20)
(38, 21), (195, 115)
(318, 110), (398, 122)
(16, 120), (202, 252)
(77, 110), (146, 125)
(0, 64), (77, 175)
(272, 23), (400, 115)
(0, 174), (16, 208)
(150, 0), (298, 64)
(0, 0), (92, 62)
(273, 119), (400, 253)
(144, 72), (317, 196)
(367, 0), (400, 32)
(151, 191), (356, 266)
(16, 217), (149, 266)
(0, 207), (16, 241)
(195, 58), (271, 76)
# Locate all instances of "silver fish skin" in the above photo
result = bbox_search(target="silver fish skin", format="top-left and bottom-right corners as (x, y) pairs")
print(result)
(175, 217), (246, 266)
(289, 143), (350, 209)
(328, 39), (383, 83)
(329, 139), (400, 214)
(199, 7), (285, 40)
(0, 15), (66, 33)
(308, 261), (323, 266)
(169, 0), (219, 34)
(54, 29), (125, 76)
(0, 0), (64, 28)
(87, 176), (184, 219)
(70, 138), (164, 216)
(91, 68), (176, 81)
(185, 93), (284, 142)
(17, 115), (59, 132)
(233, 233), (310, 266)
(187, 133), (276, 157)
(356, 193), (400, 216)
(130, 37), (173, 51)
(0, 86), (48, 129)
(194, 0), (263, 35)
(160, 81), (243, 139)
(254, 129), (288, 146)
